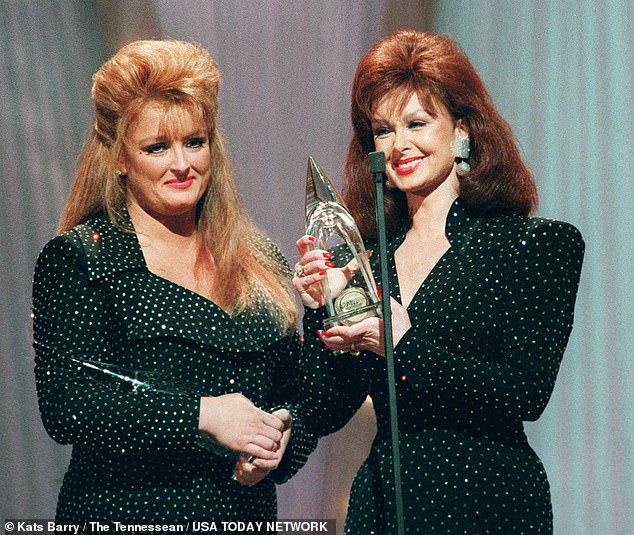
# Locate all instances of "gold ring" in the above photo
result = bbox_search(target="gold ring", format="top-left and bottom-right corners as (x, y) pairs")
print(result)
(294, 263), (305, 277)
(349, 343), (360, 356)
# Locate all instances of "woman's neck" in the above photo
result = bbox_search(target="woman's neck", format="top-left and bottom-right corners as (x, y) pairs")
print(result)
(127, 204), (198, 246)
(127, 204), (219, 302)
(406, 188), (458, 241)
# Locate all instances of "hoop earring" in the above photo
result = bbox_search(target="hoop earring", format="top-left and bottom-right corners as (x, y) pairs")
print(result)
(455, 137), (471, 173)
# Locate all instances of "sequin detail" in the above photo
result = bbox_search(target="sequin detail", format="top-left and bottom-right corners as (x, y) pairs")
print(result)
(301, 198), (584, 534)
(32, 211), (316, 521)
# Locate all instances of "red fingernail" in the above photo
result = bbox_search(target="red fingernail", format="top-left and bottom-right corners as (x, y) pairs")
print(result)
(318, 271), (327, 276)
(323, 252), (332, 259)
(308, 236), (316, 242)
(322, 331), (333, 338)
(325, 261), (335, 268)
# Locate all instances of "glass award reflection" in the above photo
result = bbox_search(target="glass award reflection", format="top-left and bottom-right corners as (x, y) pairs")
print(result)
(305, 157), (381, 332)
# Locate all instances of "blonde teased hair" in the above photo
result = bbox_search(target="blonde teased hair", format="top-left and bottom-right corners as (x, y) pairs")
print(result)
(58, 40), (296, 330)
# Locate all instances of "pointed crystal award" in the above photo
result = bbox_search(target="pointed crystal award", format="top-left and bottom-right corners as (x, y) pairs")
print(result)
(305, 157), (381, 329)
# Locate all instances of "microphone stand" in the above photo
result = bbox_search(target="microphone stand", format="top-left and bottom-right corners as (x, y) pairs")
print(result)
(369, 151), (405, 535)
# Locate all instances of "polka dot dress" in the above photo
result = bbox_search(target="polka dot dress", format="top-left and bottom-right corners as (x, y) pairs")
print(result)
(32, 211), (315, 521)
(302, 198), (584, 534)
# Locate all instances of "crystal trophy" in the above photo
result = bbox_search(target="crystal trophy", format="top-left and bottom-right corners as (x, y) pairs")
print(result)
(305, 157), (381, 330)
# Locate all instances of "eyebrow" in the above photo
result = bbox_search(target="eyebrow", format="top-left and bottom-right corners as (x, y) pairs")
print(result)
(136, 130), (207, 146)
(404, 109), (431, 120)
(371, 107), (433, 125)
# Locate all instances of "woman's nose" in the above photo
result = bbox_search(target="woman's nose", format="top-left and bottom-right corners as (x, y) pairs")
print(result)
(170, 145), (190, 174)
(392, 128), (411, 152)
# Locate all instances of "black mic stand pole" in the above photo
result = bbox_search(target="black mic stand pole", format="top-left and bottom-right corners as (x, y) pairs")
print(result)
(369, 151), (405, 535)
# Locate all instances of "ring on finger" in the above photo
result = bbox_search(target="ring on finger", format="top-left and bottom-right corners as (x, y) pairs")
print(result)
(350, 342), (360, 356)
(294, 263), (305, 277)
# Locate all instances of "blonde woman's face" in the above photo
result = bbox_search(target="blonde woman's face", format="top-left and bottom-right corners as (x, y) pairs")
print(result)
(117, 104), (211, 222)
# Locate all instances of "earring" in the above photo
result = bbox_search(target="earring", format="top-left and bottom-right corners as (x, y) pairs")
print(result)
(455, 137), (471, 173)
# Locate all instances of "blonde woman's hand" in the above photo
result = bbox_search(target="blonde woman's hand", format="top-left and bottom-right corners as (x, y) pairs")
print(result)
(198, 393), (284, 460)
(232, 408), (292, 486)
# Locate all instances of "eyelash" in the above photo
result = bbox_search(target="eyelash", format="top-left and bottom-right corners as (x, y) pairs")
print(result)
(143, 143), (167, 154)
(373, 121), (427, 138)
(142, 137), (207, 154)
(373, 127), (391, 137)
(187, 137), (206, 148)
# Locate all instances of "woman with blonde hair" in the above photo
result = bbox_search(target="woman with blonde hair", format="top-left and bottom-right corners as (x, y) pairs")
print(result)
(293, 30), (584, 533)
(33, 39), (314, 521)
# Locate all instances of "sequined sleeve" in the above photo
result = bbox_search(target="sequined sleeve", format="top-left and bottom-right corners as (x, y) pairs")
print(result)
(395, 219), (584, 421)
(299, 306), (370, 436)
(265, 332), (318, 483)
(242, 237), (318, 482)
(32, 234), (200, 453)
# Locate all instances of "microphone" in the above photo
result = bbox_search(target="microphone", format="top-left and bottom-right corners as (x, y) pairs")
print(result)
(369, 151), (405, 535)
(369, 151), (386, 176)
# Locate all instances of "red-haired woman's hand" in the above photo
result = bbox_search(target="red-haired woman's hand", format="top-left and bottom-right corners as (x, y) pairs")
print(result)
(292, 235), (360, 309)
(232, 408), (292, 486)
(292, 235), (331, 309)
(317, 297), (411, 356)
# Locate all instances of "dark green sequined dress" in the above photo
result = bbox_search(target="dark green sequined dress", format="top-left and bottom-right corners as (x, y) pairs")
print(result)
(33, 212), (316, 521)
(301, 199), (584, 534)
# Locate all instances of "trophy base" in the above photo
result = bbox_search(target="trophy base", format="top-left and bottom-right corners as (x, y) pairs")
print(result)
(323, 303), (380, 329)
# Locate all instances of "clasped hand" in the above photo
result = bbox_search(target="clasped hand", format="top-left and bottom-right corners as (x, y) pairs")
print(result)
(292, 235), (411, 356)
(199, 393), (291, 486)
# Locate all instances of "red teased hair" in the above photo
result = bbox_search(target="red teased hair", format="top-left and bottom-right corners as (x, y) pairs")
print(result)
(343, 30), (538, 238)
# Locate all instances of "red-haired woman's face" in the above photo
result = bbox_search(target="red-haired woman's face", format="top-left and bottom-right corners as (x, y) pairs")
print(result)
(371, 92), (464, 202)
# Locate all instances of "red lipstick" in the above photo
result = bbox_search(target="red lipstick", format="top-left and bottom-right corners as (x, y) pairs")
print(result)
(165, 176), (194, 188)
(393, 156), (423, 175)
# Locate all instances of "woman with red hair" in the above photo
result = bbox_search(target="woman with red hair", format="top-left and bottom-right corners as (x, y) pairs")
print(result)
(294, 30), (583, 533)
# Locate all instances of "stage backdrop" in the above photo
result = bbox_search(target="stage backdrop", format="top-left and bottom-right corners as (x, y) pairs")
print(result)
(1, 2), (631, 534)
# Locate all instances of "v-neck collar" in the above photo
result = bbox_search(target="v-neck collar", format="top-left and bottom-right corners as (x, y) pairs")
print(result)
(445, 197), (479, 249)
(71, 210), (286, 351)
(390, 197), (476, 247)
(385, 197), (477, 307)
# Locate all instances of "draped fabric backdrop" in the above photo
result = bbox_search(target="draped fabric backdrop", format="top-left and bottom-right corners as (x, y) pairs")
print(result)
(1, 2), (631, 534)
